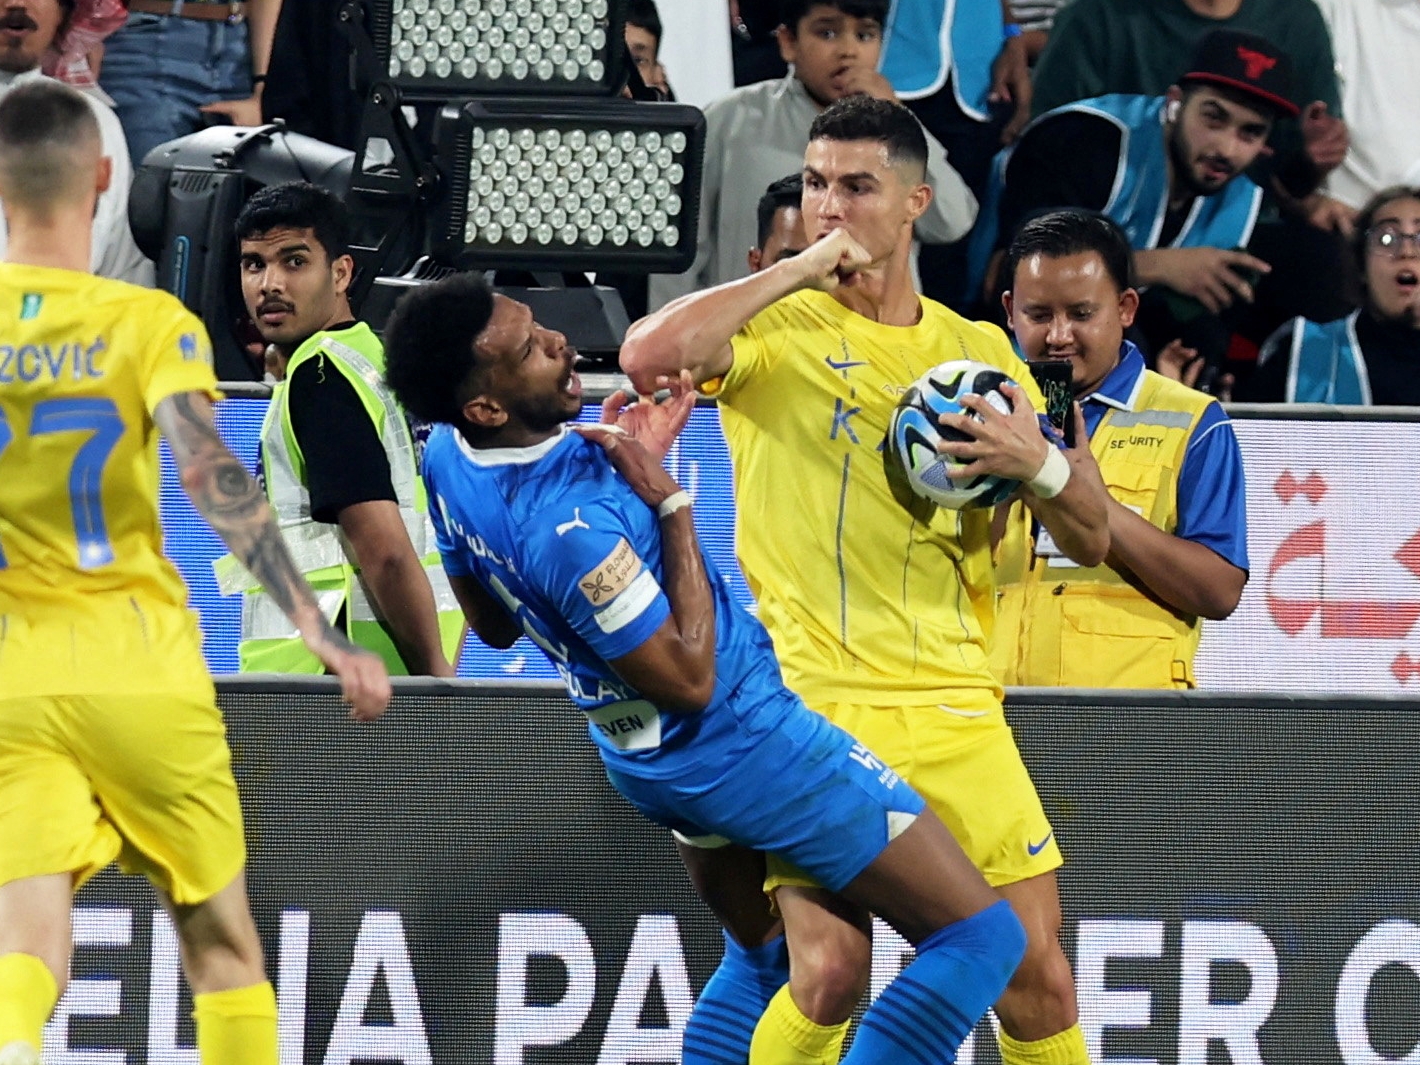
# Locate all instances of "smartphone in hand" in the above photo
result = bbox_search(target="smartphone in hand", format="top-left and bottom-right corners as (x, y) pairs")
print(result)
(1026, 359), (1076, 448)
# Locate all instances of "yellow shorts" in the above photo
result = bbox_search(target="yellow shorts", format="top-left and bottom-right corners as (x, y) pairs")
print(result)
(0, 607), (246, 903)
(766, 701), (1061, 893)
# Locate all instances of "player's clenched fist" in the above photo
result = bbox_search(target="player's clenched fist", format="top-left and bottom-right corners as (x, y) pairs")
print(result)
(796, 228), (873, 293)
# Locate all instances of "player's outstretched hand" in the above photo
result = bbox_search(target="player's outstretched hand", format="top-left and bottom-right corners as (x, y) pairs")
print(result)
(575, 423), (684, 511)
(796, 228), (873, 294)
(307, 632), (393, 721)
(935, 382), (1051, 482)
(598, 368), (697, 462)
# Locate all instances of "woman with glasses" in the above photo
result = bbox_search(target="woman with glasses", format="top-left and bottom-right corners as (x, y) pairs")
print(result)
(1246, 185), (1420, 404)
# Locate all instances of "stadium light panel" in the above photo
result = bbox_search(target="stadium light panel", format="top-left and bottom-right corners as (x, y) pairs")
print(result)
(431, 97), (705, 272)
(365, 0), (627, 98)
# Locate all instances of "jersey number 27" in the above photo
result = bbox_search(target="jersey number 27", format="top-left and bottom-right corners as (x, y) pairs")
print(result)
(0, 398), (124, 569)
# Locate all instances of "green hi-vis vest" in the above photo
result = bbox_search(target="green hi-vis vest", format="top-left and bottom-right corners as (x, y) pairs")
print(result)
(991, 370), (1213, 689)
(213, 322), (462, 675)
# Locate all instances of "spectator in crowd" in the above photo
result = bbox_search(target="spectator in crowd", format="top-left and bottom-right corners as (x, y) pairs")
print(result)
(0, 78), (388, 1065)
(40, 0), (124, 97)
(730, 0), (789, 86)
(975, 31), (1320, 390)
(1310, 0), (1420, 232)
(1245, 186), (1420, 404)
(0, 0), (151, 284)
(99, 0), (281, 165)
(748, 172), (811, 272)
(875, 0), (1034, 309)
(263, 0), (359, 150)
(1030, 0), (1348, 213)
(215, 182), (463, 677)
(995, 210), (1248, 689)
(382, 271), (1029, 1065)
(625, 0), (671, 98)
(626, 94), (1107, 1065)
(648, 0), (975, 308)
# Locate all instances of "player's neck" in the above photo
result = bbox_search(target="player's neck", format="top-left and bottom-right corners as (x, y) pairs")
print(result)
(832, 254), (923, 327)
(4, 213), (92, 272)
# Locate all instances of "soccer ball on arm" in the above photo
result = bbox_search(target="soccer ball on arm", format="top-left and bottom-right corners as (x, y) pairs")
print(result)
(885, 360), (1022, 511)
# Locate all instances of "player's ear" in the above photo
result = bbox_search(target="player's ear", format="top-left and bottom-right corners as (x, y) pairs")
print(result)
(747, 247), (763, 272)
(1001, 289), (1015, 321)
(96, 154), (112, 195)
(462, 393), (507, 429)
(905, 177), (932, 222)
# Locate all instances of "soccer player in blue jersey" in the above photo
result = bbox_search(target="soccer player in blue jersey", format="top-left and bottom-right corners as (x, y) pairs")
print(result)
(381, 272), (1028, 1065)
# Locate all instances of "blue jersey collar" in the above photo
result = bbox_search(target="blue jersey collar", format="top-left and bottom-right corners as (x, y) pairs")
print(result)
(1082, 341), (1147, 413)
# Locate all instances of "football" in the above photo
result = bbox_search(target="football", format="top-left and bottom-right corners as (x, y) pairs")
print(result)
(886, 360), (1022, 510)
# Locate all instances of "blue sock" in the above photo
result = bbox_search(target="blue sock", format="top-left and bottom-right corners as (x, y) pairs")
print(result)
(842, 900), (1026, 1065)
(683, 931), (791, 1065)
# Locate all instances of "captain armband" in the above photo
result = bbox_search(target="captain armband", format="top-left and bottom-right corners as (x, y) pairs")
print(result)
(1025, 447), (1071, 500)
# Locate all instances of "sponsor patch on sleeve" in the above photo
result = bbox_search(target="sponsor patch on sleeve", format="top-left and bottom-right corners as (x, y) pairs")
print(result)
(578, 538), (642, 607)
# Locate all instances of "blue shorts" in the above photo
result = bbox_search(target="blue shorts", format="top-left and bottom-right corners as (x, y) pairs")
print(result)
(605, 690), (926, 893)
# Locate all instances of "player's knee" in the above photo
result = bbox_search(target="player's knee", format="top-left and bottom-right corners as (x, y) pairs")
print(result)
(789, 939), (871, 1024)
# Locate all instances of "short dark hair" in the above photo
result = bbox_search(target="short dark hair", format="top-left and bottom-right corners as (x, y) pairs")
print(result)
(779, 0), (889, 33)
(1353, 184), (1420, 281)
(0, 79), (99, 210)
(756, 173), (803, 248)
(383, 273), (498, 427)
(807, 95), (928, 180)
(234, 181), (350, 260)
(1003, 209), (1136, 295)
(624, 0), (662, 44)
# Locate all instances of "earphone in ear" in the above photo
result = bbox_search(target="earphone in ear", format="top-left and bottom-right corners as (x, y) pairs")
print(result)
(1166, 100), (1181, 121)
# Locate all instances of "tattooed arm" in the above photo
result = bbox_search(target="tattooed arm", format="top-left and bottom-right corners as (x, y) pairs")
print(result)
(154, 391), (392, 720)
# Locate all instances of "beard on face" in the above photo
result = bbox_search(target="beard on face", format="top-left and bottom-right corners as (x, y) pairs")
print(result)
(1167, 123), (1234, 199)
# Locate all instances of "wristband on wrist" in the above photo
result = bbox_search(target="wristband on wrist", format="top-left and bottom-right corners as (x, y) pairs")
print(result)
(656, 490), (691, 519)
(1003, 22), (1023, 39)
(1025, 446), (1071, 499)
(250, 73), (268, 85)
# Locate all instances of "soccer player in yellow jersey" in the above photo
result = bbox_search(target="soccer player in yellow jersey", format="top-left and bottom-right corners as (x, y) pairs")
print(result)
(624, 96), (1109, 1065)
(0, 81), (390, 1065)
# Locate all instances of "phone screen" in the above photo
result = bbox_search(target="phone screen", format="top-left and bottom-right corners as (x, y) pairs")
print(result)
(1026, 360), (1076, 448)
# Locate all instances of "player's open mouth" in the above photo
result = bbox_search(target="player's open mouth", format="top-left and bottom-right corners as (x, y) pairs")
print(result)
(1397, 269), (1418, 292)
(564, 370), (582, 399)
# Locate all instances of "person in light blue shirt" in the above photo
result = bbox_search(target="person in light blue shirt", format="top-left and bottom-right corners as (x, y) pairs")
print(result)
(381, 271), (1027, 1065)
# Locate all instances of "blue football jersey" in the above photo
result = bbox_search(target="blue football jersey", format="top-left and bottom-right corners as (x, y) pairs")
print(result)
(424, 425), (791, 776)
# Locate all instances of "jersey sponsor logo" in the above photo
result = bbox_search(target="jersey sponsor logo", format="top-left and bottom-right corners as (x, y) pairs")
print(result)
(593, 569), (659, 634)
(825, 339), (867, 372)
(555, 508), (591, 536)
(579, 537), (641, 607)
(848, 742), (902, 789)
(1027, 830), (1054, 856)
(19, 293), (41, 320)
(179, 332), (202, 362)
(0, 338), (106, 384)
(585, 699), (662, 751)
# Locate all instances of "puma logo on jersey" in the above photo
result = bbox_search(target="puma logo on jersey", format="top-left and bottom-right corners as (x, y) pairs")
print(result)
(555, 508), (590, 536)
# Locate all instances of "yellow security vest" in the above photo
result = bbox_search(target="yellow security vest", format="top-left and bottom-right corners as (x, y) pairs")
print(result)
(991, 369), (1213, 689)
(214, 323), (462, 674)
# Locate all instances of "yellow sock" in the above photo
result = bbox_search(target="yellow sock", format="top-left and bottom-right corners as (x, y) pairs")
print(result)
(999, 1023), (1092, 1064)
(748, 983), (849, 1065)
(0, 952), (60, 1058)
(193, 982), (278, 1065)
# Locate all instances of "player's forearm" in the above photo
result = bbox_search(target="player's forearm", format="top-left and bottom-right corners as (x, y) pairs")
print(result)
(155, 391), (349, 653)
(1132, 248), (1176, 290)
(621, 258), (806, 390)
(655, 506), (717, 709)
(1106, 503), (1246, 619)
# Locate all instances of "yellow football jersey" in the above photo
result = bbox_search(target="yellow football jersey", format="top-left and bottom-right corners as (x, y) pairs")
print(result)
(0, 263), (217, 620)
(712, 289), (1046, 713)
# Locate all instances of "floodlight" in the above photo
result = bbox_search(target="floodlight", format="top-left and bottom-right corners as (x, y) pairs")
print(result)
(431, 97), (704, 272)
(362, 0), (627, 98)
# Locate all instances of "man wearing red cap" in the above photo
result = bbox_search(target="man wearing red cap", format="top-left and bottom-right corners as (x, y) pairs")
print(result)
(968, 29), (1310, 385)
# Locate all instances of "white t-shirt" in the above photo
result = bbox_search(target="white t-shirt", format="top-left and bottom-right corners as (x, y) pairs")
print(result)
(1316, 0), (1420, 208)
